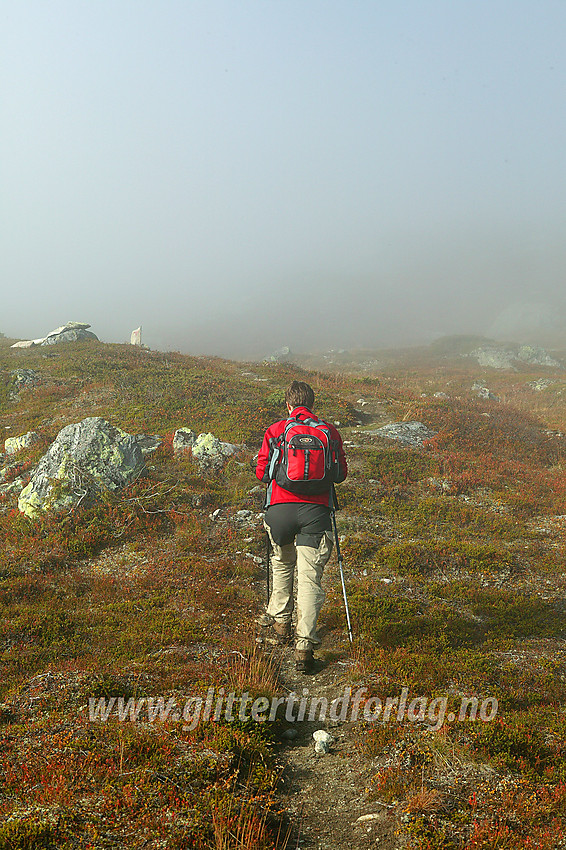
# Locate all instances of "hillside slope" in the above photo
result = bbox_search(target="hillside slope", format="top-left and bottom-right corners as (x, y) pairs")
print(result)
(1, 338), (566, 848)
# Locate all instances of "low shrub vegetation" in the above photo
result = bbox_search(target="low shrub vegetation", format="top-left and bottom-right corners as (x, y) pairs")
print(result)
(1, 340), (566, 846)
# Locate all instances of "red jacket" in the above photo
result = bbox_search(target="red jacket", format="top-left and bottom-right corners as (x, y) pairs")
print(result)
(255, 406), (348, 507)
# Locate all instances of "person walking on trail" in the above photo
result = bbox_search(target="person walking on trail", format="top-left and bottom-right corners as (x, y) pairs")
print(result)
(255, 380), (348, 673)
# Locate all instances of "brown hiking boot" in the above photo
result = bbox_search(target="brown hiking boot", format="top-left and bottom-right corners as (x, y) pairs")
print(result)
(295, 648), (315, 674)
(255, 613), (292, 645)
(273, 620), (293, 645)
(255, 612), (275, 628)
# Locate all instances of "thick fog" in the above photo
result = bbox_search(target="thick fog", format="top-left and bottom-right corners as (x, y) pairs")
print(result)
(2, 2), (565, 358)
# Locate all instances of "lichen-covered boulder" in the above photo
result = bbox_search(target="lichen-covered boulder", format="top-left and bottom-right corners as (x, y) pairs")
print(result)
(133, 434), (162, 455)
(469, 347), (516, 370)
(366, 421), (437, 448)
(5, 431), (39, 455)
(10, 369), (40, 400)
(0, 477), (24, 496)
(191, 433), (239, 469)
(18, 417), (145, 518)
(10, 322), (99, 348)
(472, 383), (500, 401)
(10, 369), (40, 391)
(517, 345), (562, 368)
(173, 428), (196, 453)
(41, 328), (98, 345)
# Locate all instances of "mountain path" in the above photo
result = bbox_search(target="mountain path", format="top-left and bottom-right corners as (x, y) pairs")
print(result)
(264, 634), (398, 850)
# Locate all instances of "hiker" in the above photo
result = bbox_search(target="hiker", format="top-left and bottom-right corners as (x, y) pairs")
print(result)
(255, 380), (348, 673)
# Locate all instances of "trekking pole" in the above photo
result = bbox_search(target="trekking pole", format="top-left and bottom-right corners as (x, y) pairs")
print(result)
(330, 509), (354, 644)
(265, 531), (271, 606)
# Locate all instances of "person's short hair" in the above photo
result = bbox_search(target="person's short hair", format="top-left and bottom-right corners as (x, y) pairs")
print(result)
(285, 380), (315, 410)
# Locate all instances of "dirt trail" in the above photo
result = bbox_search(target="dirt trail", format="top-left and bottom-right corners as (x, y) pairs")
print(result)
(268, 636), (397, 849)
(258, 550), (398, 849)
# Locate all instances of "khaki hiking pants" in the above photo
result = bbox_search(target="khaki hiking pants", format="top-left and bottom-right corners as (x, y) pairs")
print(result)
(264, 520), (334, 651)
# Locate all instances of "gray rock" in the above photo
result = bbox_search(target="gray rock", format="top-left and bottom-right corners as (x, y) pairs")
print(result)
(366, 421), (437, 447)
(47, 321), (91, 333)
(517, 345), (562, 368)
(18, 417), (145, 518)
(41, 328), (98, 345)
(433, 392), (450, 399)
(528, 378), (555, 392)
(469, 347), (516, 370)
(10, 369), (40, 392)
(134, 434), (162, 455)
(0, 477), (25, 496)
(282, 728), (298, 740)
(245, 553), (263, 564)
(173, 428), (196, 453)
(191, 433), (239, 469)
(4, 431), (39, 455)
(472, 383), (500, 401)
(428, 477), (452, 493)
(313, 729), (333, 754)
(468, 343), (562, 371)
(10, 322), (98, 349)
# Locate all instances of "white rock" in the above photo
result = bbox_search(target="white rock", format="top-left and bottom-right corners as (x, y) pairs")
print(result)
(313, 729), (333, 744)
(134, 434), (162, 455)
(0, 477), (25, 496)
(366, 421), (437, 447)
(192, 433), (240, 469)
(5, 431), (39, 455)
(173, 428), (196, 452)
(10, 340), (36, 349)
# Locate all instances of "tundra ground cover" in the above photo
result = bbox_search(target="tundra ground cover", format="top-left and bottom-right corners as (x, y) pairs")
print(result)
(1, 337), (566, 847)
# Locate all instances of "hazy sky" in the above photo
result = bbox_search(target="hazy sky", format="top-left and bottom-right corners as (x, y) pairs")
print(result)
(2, 1), (565, 357)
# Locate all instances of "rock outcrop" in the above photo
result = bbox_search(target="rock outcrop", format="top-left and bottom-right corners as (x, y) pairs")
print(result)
(528, 379), (555, 392)
(366, 421), (437, 448)
(467, 344), (562, 371)
(172, 428), (240, 468)
(191, 433), (239, 469)
(10, 322), (98, 349)
(472, 383), (500, 401)
(173, 428), (196, 453)
(4, 431), (39, 455)
(133, 434), (162, 455)
(469, 347), (516, 370)
(10, 369), (40, 400)
(517, 345), (562, 368)
(18, 418), (145, 518)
